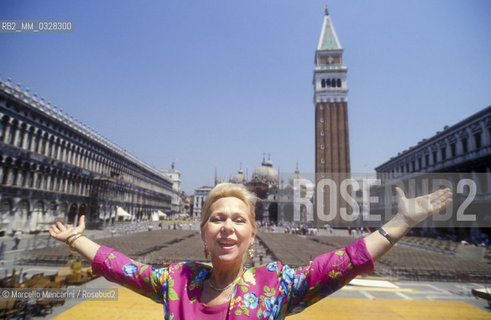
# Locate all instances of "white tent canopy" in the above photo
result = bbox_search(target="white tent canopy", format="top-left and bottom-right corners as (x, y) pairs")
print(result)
(151, 210), (168, 222)
(116, 207), (132, 221)
(157, 210), (167, 219)
(151, 211), (159, 222)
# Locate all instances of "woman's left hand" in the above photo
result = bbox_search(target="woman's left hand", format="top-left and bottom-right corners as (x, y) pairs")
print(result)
(395, 187), (453, 227)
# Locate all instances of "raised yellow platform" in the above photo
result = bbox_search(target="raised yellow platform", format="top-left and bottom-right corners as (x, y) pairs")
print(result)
(54, 286), (490, 320)
(287, 297), (491, 320)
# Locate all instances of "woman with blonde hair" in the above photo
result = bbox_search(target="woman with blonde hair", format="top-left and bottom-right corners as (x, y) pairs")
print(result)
(49, 182), (452, 319)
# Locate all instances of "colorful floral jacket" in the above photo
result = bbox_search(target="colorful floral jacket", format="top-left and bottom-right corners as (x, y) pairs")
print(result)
(92, 238), (374, 320)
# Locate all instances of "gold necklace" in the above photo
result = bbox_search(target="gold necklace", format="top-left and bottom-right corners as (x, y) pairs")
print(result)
(207, 269), (244, 292)
(207, 278), (236, 291)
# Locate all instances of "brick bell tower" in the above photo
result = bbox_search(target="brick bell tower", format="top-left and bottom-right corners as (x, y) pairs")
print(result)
(313, 6), (351, 227)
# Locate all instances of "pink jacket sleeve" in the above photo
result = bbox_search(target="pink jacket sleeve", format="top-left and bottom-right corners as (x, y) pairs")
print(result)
(92, 246), (168, 303)
(285, 238), (374, 313)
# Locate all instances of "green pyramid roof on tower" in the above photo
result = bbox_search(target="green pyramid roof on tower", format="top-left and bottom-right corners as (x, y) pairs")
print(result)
(317, 7), (342, 51)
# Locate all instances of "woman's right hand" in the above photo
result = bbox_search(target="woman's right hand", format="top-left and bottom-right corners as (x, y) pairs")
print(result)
(49, 215), (86, 242)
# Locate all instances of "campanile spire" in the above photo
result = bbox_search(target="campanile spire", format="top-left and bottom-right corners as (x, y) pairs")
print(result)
(314, 6), (349, 175)
(313, 6), (351, 227)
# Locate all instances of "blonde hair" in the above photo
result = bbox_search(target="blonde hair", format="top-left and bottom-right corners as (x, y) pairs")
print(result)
(200, 183), (257, 232)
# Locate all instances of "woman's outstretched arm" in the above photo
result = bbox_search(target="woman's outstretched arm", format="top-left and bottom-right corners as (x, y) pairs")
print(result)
(50, 216), (166, 302)
(48, 215), (100, 261)
(365, 187), (453, 261)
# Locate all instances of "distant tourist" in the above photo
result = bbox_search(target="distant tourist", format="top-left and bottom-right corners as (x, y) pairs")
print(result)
(12, 231), (22, 250)
(49, 183), (452, 319)
(0, 242), (5, 259)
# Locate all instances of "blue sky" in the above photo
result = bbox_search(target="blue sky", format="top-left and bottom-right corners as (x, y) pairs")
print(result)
(1, 0), (490, 194)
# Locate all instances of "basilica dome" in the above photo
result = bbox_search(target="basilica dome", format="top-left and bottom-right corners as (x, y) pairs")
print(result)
(230, 169), (247, 184)
(288, 167), (305, 187)
(252, 158), (278, 186)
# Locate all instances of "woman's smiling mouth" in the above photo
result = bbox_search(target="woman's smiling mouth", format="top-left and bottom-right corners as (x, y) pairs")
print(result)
(217, 239), (237, 249)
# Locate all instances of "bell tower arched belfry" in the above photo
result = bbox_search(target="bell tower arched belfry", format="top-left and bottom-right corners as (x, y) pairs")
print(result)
(313, 7), (351, 227)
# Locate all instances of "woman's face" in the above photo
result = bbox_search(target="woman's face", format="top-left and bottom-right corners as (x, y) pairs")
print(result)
(201, 197), (255, 266)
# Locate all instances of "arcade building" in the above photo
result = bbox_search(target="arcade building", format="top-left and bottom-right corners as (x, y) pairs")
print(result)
(0, 78), (175, 235)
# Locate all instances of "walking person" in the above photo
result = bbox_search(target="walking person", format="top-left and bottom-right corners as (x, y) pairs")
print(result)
(0, 241), (5, 260)
(12, 231), (22, 250)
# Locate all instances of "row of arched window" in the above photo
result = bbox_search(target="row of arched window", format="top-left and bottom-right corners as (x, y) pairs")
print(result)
(0, 114), (170, 195)
(321, 78), (342, 88)
(1, 157), (93, 197)
(0, 197), (158, 233)
(0, 156), (166, 208)
(381, 125), (490, 176)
